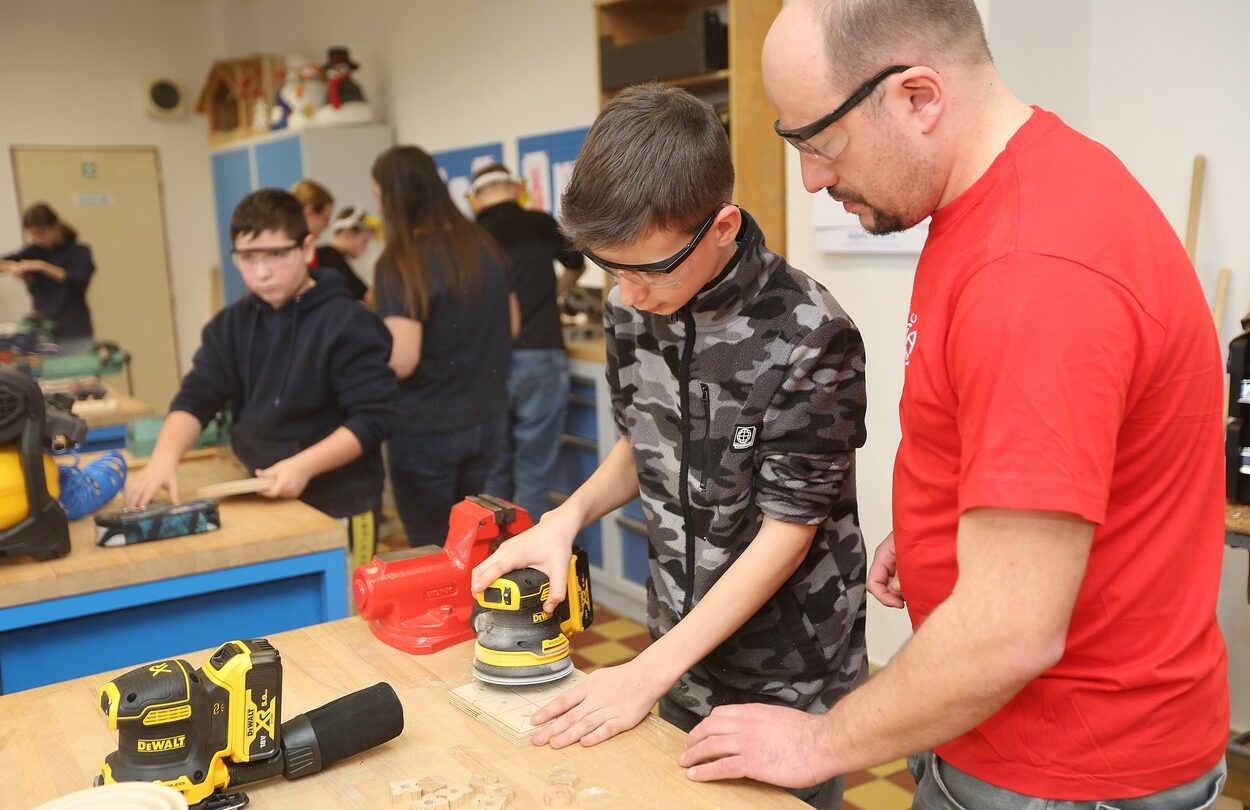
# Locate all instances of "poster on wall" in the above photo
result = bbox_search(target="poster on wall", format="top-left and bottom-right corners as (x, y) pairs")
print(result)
(811, 189), (930, 253)
(431, 142), (505, 218)
(516, 127), (589, 219)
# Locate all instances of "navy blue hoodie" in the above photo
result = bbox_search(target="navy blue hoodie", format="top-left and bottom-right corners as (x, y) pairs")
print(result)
(170, 269), (396, 517)
(4, 239), (95, 342)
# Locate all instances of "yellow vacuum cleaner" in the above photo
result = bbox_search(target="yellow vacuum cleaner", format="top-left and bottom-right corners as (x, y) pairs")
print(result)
(0, 367), (86, 561)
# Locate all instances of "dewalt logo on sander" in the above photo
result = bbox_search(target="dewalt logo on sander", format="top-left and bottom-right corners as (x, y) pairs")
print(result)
(137, 735), (186, 753)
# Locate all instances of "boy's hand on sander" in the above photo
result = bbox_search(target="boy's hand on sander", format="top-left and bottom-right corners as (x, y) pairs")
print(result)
(255, 458), (308, 499)
(531, 658), (667, 748)
(471, 506), (581, 614)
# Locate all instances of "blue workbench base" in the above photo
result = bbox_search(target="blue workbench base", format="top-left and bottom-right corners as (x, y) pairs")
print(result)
(0, 548), (347, 693)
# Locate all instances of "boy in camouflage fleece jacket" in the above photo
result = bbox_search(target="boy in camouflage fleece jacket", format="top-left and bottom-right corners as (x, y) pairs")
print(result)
(471, 84), (866, 808)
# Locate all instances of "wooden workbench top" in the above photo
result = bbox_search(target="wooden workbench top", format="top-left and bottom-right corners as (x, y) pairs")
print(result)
(1, 617), (803, 809)
(565, 334), (606, 365)
(0, 452), (345, 609)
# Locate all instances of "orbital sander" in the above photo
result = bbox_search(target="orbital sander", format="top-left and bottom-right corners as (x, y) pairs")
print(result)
(472, 546), (594, 686)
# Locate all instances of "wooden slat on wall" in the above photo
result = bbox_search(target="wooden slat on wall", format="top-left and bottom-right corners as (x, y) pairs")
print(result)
(729, 0), (786, 256)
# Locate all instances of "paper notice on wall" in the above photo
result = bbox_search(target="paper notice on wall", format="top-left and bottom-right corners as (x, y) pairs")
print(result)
(811, 189), (930, 253)
(448, 175), (473, 218)
(521, 150), (551, 213)
(75, 191), (112, 207)
(551, 160), (576, 221)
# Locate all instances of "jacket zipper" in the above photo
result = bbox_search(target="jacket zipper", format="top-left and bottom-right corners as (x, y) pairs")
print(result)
(678, 310), (697, 616)
(700, 383), (710, 493)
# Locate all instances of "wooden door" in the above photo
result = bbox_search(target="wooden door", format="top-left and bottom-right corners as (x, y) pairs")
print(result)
(11, 146), (181, 407)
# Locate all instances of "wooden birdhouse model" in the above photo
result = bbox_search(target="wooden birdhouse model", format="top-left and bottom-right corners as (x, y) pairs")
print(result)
(195, 54), (282, 144)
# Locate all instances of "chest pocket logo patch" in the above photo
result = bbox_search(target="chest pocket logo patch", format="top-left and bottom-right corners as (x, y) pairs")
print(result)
(732, 425), (757, 451)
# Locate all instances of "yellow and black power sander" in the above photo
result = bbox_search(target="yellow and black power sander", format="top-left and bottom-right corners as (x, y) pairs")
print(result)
(472, 546), (594, 686)
(96, 638), (403, 808)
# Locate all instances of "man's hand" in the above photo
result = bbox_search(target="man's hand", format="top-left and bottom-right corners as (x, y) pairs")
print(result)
(0, 259), (19, 274)
(471, 506), (582, 613)
(531, 659), (667, 748)
(866, 531), (904, 608)
(680, 703), (835, 788)
(125, 462), (179, 508)
(254, 459), (306, 499)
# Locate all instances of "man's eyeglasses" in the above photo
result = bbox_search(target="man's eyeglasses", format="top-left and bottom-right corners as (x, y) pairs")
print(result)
(583, 203), (727, 289)
(231, 243), (303, 270)
(774, 65), (913, 162)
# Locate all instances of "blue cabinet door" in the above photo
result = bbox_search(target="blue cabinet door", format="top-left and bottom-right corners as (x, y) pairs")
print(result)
(210, 148), (252, 304)
(255, 136), (303, 192)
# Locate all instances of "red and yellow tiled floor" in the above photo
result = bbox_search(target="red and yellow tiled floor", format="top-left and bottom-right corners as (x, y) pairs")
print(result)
(571, 605), (915, 809)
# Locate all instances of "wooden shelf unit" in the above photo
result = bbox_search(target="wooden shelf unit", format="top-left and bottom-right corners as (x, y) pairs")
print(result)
(594, 0), (786, 254)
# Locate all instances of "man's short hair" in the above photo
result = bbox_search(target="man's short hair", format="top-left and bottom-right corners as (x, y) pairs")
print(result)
(231, 188), (310, 244)
(559, 83), (733, 251)
(821, 0), (991, 88)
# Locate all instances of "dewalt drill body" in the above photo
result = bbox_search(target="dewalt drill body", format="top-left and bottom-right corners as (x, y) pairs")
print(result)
(97, 639), (402, 807)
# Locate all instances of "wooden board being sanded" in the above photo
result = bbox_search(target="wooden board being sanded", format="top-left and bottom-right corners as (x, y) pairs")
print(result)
(449, 670), (588, 746)
(196, 477), (275, 499)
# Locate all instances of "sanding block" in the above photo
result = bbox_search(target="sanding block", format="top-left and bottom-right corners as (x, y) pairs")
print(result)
(94, 499), (221, 546)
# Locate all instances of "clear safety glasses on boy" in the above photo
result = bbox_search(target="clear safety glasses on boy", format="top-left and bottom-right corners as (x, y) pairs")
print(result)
(582, 203), (727, 288)
(231, 243), (303, 270)
(774, 65), (912, 162)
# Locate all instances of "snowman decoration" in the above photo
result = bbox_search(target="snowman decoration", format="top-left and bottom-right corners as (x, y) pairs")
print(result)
(313, 47), (373, 125)
(271, 55), (326, 131)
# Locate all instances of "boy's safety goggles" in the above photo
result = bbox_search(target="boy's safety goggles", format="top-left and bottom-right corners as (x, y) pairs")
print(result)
(582, 203), (727, 288)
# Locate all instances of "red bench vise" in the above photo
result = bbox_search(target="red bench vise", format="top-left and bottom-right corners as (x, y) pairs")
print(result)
(353, 494), (534, 654)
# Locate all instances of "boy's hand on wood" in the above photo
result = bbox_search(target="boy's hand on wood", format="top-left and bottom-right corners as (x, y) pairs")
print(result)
(531, 659), (666, 749)
(254, 459), (306, 499)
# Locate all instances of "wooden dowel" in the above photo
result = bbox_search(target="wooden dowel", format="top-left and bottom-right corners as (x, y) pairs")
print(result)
(1185, 154), (1206, 263)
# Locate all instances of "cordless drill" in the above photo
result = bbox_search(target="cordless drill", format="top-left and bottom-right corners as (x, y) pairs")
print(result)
(96, 639), (403, 807)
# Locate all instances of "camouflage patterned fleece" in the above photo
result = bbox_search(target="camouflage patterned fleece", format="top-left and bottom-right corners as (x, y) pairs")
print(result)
(604, 209), (868, 718)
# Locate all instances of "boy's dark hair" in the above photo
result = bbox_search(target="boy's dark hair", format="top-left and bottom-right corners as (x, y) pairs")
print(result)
(560, 83), (733, 251)
(230, 189), (310, 244)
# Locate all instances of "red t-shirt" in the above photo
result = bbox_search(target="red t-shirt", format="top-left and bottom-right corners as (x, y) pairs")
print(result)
(894, 108), (1228, 798)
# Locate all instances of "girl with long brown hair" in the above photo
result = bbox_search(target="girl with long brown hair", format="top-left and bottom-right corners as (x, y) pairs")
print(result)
(370, 145), (518, 546)
(1, 202), (95, 350)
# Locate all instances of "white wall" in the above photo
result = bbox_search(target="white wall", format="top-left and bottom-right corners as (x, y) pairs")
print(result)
(0, 0), (220, 376)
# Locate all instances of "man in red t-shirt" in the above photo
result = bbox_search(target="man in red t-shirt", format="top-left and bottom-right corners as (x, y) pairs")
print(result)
(679, 0), (1230, 805)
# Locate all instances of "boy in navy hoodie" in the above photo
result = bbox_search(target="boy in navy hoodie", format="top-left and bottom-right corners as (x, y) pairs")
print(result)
(126, 189), (396, 562)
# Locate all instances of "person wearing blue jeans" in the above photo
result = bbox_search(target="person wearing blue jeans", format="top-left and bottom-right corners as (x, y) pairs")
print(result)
(907, 752), (1227, 810)
(488, 349), (569, 522)
(471, 163), (585, 523)
(387, 416), (507, 547)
